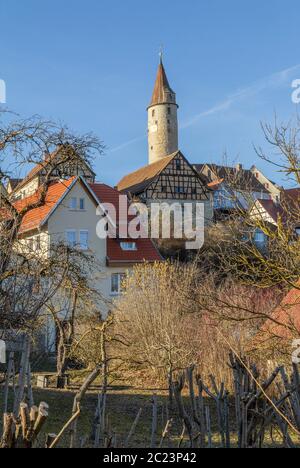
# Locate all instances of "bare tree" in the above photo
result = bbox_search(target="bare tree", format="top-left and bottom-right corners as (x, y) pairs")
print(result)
(113, 262), (202, 401)
(0, 111), (103, 334)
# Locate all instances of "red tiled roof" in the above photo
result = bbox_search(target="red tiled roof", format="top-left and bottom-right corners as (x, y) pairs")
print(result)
(90, 183), (162, 264)
(257, 199), (285, 223)
(107, 238), (161, 265)
(281, 188), (300, 214)
(260, 284), (300, 339)
(207, 178), (224, 190)
(90, 182), (125, 214)
(7, 177), (161, 264)
(15, 177), (76, 234)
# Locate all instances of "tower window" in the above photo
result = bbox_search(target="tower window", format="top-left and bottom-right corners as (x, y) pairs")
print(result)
(168, 107), (171, 115)
(152, 109), (155, 117)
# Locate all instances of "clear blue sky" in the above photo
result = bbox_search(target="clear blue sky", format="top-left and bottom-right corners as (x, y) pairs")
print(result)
(1, 0), (300, 187)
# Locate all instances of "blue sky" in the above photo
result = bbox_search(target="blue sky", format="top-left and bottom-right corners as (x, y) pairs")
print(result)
(1, 0), (300, 187)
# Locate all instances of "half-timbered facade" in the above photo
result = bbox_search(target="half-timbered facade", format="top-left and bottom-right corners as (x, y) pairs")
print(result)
(117, 150), (213, 223)
(12, 146), (96, 200)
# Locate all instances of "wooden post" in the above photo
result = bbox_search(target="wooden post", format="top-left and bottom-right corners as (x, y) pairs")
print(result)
(150, 394), (158, 448)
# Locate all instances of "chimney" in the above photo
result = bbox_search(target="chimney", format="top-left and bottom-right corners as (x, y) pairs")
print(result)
(236, 163), (243, 172)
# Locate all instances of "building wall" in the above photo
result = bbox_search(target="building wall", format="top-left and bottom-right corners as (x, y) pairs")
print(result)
(143, 155), (214, 225)
(250, 201), (278, 226)
(47, 180), (130, 315)
(14, 177), (39, 199)
(251, 166), (281, 201)
(148, 103), (178, 164)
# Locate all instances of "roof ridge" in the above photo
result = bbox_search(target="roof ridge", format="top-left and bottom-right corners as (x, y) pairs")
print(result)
(117, 152), (179, 193)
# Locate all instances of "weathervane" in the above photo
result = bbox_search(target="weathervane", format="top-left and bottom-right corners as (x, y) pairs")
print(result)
(159, 45), (164, 63)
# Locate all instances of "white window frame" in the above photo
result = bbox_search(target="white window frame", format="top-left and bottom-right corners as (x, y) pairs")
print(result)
(66, 230), (77, 248)
(254, 230), (266, 244)
(79, 198), (85, 210)
(79, 230), (89, 251)
(111, 273), (126, 295)
(120, 242), (137, 251)
(69, 197), (77, 210)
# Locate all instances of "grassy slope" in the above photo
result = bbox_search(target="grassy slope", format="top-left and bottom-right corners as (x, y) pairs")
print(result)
(0, 382), (291, 448)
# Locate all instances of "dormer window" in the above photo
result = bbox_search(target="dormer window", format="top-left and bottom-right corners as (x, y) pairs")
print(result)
(120, 242), (137, 251)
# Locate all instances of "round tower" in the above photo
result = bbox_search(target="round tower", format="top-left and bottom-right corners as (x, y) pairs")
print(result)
(147, 58), (179, 165)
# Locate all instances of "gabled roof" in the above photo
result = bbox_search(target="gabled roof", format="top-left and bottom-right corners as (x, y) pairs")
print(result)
(255, 199), (285, 224)
(10, 177), (162, 264)
(90, 182), (126, 214)
(90, 182), (162, 264)
(195, 163), (268, 193)
(117, 152), (177, 195)
(282, 187), (300, 211)
(14, 177), (77, 234)
(207, 178), (225, 190)
(106, 237), (162, 265)
(7, 179), (22, 191)
(149, 60), (176, 107)
(14, 146), (96, 192)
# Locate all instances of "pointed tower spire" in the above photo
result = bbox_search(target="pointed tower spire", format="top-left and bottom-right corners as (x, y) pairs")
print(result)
(147, 56), (179, 165)
(149, 57), (176, 107)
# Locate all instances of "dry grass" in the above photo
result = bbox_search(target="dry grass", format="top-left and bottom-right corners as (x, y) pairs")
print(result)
(0, 378), (294, 448)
